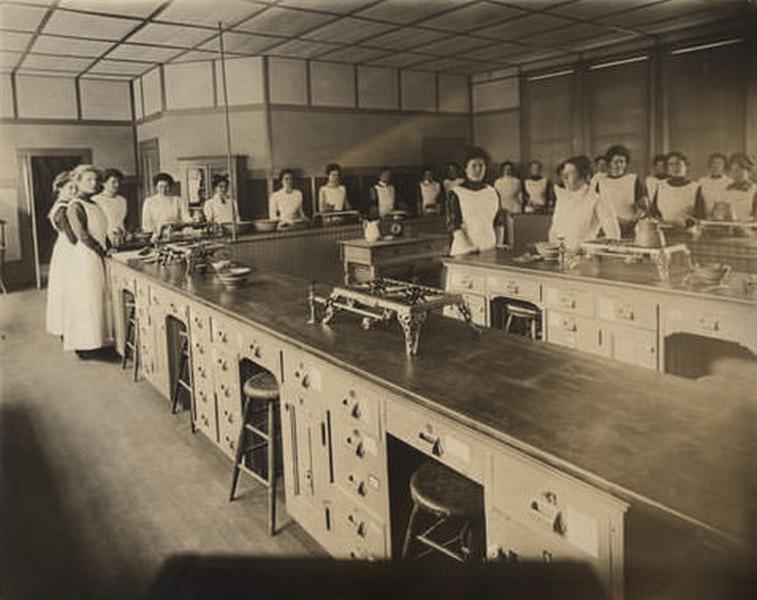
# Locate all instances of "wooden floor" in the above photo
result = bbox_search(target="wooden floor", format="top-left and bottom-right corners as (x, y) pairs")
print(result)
(0, 289), (322, 600)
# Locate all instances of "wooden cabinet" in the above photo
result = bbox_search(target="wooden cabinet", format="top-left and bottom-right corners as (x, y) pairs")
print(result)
(486, 272), (541, 304)
(546, 310), (602, 355)
(486, 448), (627, 599)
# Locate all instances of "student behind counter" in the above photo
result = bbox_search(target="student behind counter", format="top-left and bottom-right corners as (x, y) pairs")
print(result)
(594, 145), (647, 236)
(269, 169), (307, 224)
(141, 172), (190, 237)
(203, 175), (236, 225)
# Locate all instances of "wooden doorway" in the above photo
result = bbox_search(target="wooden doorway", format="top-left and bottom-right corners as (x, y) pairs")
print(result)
(139, 138), (160, 205)
(18, 148), (92, 289)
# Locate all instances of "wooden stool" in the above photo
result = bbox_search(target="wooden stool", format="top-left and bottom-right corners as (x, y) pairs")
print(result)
(230, 371), (279, 536)
(121, 291), (139, 381)
(505, 303), (539, 340)
(402, 460), (484, 562)
(171, 329), (195, 433)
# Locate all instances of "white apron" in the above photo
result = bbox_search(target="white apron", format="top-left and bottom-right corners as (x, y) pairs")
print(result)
(656, 180), (697, 226)
(645, 175), (667, 207)
(420, 181), (440, 210)
(494, 176), (522, 214)
(375, 183), (396, 217)
(269, 189), (303, 223)
(63, 199), (113, 351)
(203, 194), (236, 223)
(524, 177), (548, 209)
(92, 193), (127, 237)
(46, 200), (74, 336)
(697, 175), (732, 214)
(597, 173), (637, 222)
(319, 185), (347, 212)
(722, 184), (756, 221)
(450, 185), (499, 255)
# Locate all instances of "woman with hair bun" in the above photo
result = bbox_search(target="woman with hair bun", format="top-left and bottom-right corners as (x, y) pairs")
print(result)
(141, 172), (189, 237)
(63, 164), (113, 357)
(268, 169), (307, 224)
(722, 153), (757, 221)
(318, 163), (349, 213)
(650, 152), (698, 227)
(549, 155), (620, 251)
(46, 170), (78, 337)
(595, 144), (647, 235)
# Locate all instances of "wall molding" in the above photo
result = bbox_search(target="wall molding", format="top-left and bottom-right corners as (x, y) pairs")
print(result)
(0, 117), (133, 126)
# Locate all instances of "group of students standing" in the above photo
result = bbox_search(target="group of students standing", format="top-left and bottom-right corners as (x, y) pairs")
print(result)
(46, 166), (128, 357)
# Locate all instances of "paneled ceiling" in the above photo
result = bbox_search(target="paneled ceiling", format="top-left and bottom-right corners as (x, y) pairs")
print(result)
(0, 0), (751, 80)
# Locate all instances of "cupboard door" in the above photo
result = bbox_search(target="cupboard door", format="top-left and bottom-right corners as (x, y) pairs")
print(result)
(602, 324), (658, 371)
(546, 310), (602, 356)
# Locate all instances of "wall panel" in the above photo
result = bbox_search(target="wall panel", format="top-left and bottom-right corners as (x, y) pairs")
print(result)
(358, 66), (398, 110)
(215, 56), (264, 106)
(438, 73), (469, 113)
(165, 62), (214, 110)
(142, 67), (163, 116)
(401, 70), (435, 112)
(310, 61), (355, 108)
(16, 75), (77, 119)
(80, 79), (132, 121)
(268, 57), (307, 105)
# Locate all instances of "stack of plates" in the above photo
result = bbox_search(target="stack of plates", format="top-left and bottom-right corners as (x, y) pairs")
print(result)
(217, 266), (251, 289)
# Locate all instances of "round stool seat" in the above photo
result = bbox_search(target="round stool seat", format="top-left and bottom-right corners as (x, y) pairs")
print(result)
(243, 371), (279, 401)
(506, 304), (538, 318)
(409, 460), (482, 518)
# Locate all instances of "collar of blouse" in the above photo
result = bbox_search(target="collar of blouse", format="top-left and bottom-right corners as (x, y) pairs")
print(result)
(461, 180), (487, 191)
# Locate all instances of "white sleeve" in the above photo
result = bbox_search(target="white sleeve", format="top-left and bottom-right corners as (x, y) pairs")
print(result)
(141, 198), (153, 232)
(268, 192), (279, 219)
(203, 200), (213, 222)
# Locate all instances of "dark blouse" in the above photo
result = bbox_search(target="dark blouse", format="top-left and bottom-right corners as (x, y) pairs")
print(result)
(446, 180), (506, 232)
(51, 204), (77, 245)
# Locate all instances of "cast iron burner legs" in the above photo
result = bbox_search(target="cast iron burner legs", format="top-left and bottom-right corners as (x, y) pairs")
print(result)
(397, 310), (427, 357)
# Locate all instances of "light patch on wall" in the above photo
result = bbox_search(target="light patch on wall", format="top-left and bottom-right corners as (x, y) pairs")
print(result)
(438, 73), (469, 113)
(357, 66), (397, 110)
(0, 74), (13, 118)
(165, 62), (214, 110)
(133, 78), (144, 120)
(472, 76), (519, 113)
(80, 79), (132, 121)
(142, 67), (162, 116)
(215, 56), (264, 107)
(268, 57), (307, 105)
(16, 75), (77, 119)
(310, 61), (355, 108)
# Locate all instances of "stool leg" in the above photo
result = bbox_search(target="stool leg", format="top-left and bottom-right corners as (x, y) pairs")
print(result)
(132, 321), (139, 382)
(230, 397), (252, 502)
(121, 318), (130, 370)
(171, 338), (188, 414)
(530, 317), (536, 340)
(505, 314), (514, 333)
(267, 398), (276, 536)
(401, 502), (421, 559)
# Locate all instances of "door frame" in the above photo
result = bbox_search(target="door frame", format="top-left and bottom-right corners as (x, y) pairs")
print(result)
(17, 148), (92, 289)
(138, 138), (160, 203)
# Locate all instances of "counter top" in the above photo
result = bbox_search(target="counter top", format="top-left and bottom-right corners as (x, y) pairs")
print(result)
(445, 249), (757, 305)
(118, 257), (755, 546)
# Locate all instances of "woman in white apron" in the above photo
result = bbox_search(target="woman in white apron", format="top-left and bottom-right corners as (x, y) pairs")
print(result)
(141, 172), (189, 238)
(368, 167), (396, 218)
(203, 174), (237, 224)
(92, 168), (127, 246)
(417, 167), (441, 214)
(63, 165), (113, 357)
(269, 169), (307, 224)
(651, 152), (698, 227)
(442, 162), (464, 205)
(523, 160), (555, 213)
(448, 150), (504, 256)
(318, 163), (350, 213)
(549, 156), (620, 251)
(694, 153), (731, 218)
(644, 154), (668, 211)
(589, 155), (608, 191)
(46, 171), (78, 337)
(722, 153), (757, 221)
(493, 161), (523, 214)
(595, 145), (647, 236)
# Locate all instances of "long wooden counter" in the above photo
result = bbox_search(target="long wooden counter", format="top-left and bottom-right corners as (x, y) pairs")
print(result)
(108, 254), (754, 598)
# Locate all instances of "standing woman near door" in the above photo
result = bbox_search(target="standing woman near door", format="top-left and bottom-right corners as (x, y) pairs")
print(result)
(63, 165), (113, 357)
(46, 171), (78, 337)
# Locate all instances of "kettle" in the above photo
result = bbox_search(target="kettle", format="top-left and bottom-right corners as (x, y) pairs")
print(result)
(362, 219), (381, 242)
(634, 218), (665, 248)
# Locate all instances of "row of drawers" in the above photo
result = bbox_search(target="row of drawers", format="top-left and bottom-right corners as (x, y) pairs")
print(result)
(448, 267), (657, 331)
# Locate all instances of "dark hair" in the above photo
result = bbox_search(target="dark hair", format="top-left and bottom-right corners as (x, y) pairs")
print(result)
(728, 152), (754, 170)
(652, 154), (667, 165)
(666, 151), (688, 165)
(379, 166), (392, 174)
(528, 159), (543, 169)
(212, 174), (229, 189)
(52, 170), (71, 193)
(605, 145), (631, 163)
(421, 166), (434, 174)
(325, 163), (341, 175)
(445, 162), (462, 177)
(152, 172), (174, 187)
(560, 155), (592, 181)
(103, 168), (123, 183)
(279, 169), (294, 181)
(593, 155), (607, 164)
(463, 147), (489, 167)
(708, 152), (727, 165)
(500, 161), (515, 171)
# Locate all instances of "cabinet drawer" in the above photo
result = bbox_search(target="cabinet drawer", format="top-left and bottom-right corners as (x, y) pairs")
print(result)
(188, 305), (211, 344)
(334, 458), (387, 520)
(331, 382), (383, 441)
(662, 301), (757, 350)
(443, 293), (487, 327)
(544, 285), (595, 318)
(194, 379), (216, 441)
(386, 400), (488, 484)
(546, 310), (601, 355)
(331, 488), (388, 560)
(447, 268), (485, 294)
(332, 423), (385, 509)
(490, 448), (626, 572)
(597, 295), (656, 331)
(486, 273), (540, 304)
(237, 324), (282, 381)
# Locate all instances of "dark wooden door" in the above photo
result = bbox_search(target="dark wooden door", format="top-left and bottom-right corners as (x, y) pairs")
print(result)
(31, 155), (82, 266)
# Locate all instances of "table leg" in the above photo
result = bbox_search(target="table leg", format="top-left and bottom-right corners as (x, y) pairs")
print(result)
(397, 310), (427, 357)
(456, 302), (482, 337)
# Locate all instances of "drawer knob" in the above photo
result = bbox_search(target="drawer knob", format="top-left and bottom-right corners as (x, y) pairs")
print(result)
(559, 296), (576, 309)
(347, 474), (366, 496)
(347, 514), (366, 537)
(301, 374), (311, 389)
(418, 431), (442, 457)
